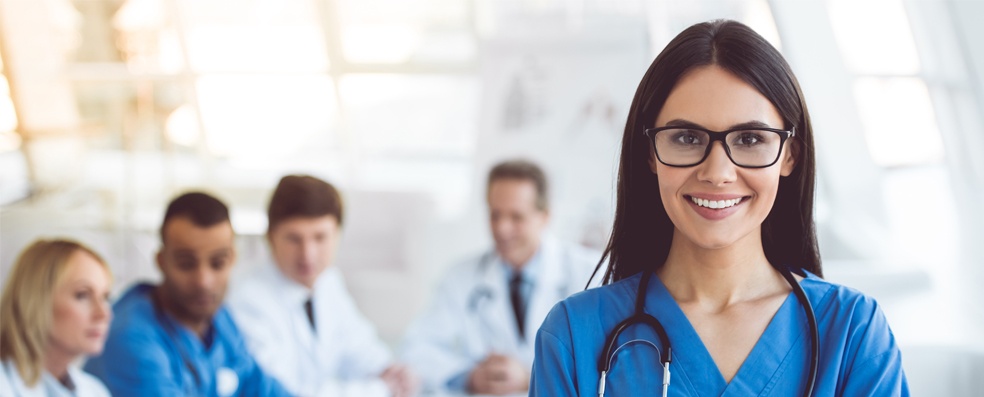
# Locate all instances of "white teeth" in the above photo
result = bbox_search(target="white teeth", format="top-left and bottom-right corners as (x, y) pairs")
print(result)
(691, 196), (742, 209)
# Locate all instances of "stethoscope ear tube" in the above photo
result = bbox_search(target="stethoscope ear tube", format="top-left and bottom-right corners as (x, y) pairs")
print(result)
(778, 265), (819, 397)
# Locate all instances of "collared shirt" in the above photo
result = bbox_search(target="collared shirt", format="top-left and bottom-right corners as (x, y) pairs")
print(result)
(83, 283), (292, 397)
(0, 360), (109, 397)
(502, 247), (544, 321)
(401, 237), (602, 393)
(226, 266), (392, 397)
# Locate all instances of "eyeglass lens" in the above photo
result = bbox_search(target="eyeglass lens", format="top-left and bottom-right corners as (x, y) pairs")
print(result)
(653, 128), (784, 167)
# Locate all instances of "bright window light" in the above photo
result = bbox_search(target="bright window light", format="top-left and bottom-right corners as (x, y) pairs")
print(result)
(114, 0), (328, 72)
(0, 76), (17, 134)
(338, 74), (478, 156)
(828, 0), (920, 75)
(742, 0), (782, 51)
(196, 75), (337, 159)
(0, 40), (14, 137)
(181, 0), (327, 72)
(186, 26), (328, 72)
(340, 24), (422, 64)
(165, 104), (199, 147)
(0, 131), (21, 153)
(854, 77), (944, 166)
(338, 0), (475, 63)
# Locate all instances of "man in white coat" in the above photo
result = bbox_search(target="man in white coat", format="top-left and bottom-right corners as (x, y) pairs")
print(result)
(401, 160), (601, 395)
(227, 175), (419, 397)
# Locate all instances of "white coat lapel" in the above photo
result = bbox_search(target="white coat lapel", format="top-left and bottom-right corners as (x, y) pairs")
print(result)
(273, 266), (323, 376)
(4, 363), (54, 397)
(476, 255), (521, 356)
(311, 271), (341, 376)
(524, 238), (570, 351)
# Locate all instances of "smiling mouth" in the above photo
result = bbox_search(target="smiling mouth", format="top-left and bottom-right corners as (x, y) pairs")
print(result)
(687, 195), (747, 209)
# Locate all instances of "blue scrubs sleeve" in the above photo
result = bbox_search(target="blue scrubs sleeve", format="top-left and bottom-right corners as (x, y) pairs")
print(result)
(839, 301), (910, 396)
(84, 327), (187, 396)
(530, 303), (579, 397)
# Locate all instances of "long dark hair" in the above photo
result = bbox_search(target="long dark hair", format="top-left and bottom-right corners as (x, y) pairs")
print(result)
(595, 19), (821, 285)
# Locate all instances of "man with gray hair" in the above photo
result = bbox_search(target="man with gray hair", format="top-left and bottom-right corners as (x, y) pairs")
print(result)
(402, 159), (601, 395)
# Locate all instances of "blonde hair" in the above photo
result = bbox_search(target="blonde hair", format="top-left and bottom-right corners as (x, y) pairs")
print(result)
(0, 239), (111, 386)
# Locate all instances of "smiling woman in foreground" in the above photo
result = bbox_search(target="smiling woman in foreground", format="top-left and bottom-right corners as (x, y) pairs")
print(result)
(529, 19), (909, 397)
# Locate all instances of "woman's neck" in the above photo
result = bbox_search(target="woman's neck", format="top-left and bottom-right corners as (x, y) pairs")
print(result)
(657, 231), (787, 309)
(42, 347), (73, 385)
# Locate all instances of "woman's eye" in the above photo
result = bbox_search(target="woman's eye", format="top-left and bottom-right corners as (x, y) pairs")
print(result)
(734, 132), (763, 146)
(673, 131), (704, 145)
(75, 291), (90, 300)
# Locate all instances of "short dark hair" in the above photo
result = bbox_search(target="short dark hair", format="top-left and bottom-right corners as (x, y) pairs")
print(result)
(487, 159), (549, 211)
(599, 20), (821, 284)
(267, 175), (344, 233)
(160, 192), (232, 243)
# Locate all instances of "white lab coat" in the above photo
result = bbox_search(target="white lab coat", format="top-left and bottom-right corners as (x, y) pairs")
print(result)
(0, 360), (110, 397)
(400, 237), (602, 391)
(226, 266), (393, 397)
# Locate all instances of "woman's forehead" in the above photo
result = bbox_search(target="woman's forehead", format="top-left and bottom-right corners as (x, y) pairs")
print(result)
(656, 65), (783, 130)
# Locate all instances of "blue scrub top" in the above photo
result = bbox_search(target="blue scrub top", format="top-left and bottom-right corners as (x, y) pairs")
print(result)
(84, 283), (292, 397)
(530, 271), (909, 396)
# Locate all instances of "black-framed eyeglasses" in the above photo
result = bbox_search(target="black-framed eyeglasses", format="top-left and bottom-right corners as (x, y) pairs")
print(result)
(643, 125), (795, 168)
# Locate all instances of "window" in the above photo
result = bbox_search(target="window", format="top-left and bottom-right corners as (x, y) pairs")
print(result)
(0, 53), (19, 153)
(828, 0), (943, 167)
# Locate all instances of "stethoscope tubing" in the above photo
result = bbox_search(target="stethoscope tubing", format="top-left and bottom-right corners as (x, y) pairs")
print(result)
(597, 266), (818, 397)
(779, 265), (819, 397)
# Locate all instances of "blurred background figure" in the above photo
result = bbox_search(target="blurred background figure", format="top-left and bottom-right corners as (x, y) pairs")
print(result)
(401, 160), (600, 395)
(1, 1), (984, 395)
(84, 192), (292, 396)
(228, 175), (418, 397)
(0, 239), (113, 397)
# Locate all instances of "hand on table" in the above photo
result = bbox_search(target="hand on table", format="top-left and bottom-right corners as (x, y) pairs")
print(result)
(467, 354), (529, 395)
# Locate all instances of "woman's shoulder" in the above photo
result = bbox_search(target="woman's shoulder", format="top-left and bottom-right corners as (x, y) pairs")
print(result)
(0, 360), (18, 396)
(798, 272), (895, 337)
(800, 272), (881, 312)
(799, 271), (905, 382)
(71, 366), (111, 397)
(540, 274), (640, 333)
(563, 273), (640, 310)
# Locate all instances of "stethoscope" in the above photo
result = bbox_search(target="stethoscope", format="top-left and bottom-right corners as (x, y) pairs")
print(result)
(151, 290), (242, 397)
(466, 249), (577, 314)
(597, 265), (819, 397)
(467, 252), (498, 312)
(151, 290), (205, 389)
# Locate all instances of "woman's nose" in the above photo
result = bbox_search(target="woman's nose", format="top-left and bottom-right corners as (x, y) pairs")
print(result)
(696, 142), (737, 185)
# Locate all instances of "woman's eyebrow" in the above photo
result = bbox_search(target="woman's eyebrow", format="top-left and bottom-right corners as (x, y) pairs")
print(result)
(663, 119), (702, 128)
(662, 119), (775, 130)
(65, 280), (94, 290)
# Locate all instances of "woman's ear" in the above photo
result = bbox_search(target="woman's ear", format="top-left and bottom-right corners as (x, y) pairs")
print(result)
(648, 142), (659, 174)
(780, 138), (799, 177)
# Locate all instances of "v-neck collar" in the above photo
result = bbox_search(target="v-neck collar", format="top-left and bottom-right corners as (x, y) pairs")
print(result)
(640, 273), (806, 396)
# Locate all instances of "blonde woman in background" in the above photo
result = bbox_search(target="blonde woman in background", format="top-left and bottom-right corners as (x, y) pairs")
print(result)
(0, 239), (114, 397)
